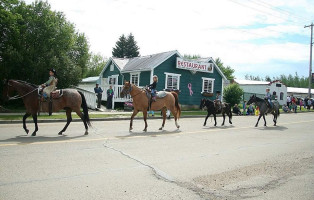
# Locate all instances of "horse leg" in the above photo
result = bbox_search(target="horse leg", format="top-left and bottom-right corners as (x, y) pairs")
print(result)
(229, 111), (233, 124)
(204, 113), (210, 126)
(23, 113), (31, 134)
(75, 110), (88, 135)
(130, 110), (139, 131)
(222, 112), (225, 126)
(213, 113), (217, 126)
(273, 114), (277, 126)
(263, 115), (267, 126)
(143, 110), (148, 132)
(59, 108), (72, 135)
(159, 107), (167, 130)
(170, 107), (180, 129)
(31, 114), (38, 136)
(255, 114), (262, 127)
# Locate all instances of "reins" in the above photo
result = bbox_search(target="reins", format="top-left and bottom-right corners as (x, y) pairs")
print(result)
(6, 81), (38, 100)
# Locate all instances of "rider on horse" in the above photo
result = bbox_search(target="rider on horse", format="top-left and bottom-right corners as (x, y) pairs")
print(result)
(148, 75), (158, 101)
(215, 90), (223, 112)
(41, 68), (57, 99)
(264, 88), (273, 109)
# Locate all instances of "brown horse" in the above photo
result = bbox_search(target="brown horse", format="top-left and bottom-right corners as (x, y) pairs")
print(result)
(120, 81), (181, 132)
(3, 79), (91, 136)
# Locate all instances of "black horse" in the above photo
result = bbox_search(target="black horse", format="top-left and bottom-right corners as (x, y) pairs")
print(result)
(247, 94), (280, 127)
(200, 99), (232, 127)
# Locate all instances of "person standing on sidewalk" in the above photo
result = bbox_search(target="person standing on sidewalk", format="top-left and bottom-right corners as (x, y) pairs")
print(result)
(106, 85), (114, 109)
(94, 83), (103, 109)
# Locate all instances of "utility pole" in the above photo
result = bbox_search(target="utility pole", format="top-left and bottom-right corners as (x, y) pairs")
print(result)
(304, 23), (313, 98)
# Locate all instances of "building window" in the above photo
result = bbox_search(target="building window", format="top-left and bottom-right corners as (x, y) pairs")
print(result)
(108, 75), (118, 85)
(110, 64), (114, 71)
(280, 92), (284, 100)
(202, 78), (215, 93)
(130, 73), (140, 86)
(165, 73), (181, 90)
(276, 83), (281, 87)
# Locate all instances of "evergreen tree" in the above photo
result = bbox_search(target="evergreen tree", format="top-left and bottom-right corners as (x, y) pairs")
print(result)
(112, 33), (140, 58)
(112, 34), (127, 58)
(125, 33), (140, 58)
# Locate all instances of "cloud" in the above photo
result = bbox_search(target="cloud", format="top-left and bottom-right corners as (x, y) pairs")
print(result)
(23, 0), (314, 78)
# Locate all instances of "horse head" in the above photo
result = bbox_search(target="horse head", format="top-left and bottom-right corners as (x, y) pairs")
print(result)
(120, 81), (131, 98)
(247, 94), (256, 105)
(2, 79), (14, 102)
(200, 98), (206, 109)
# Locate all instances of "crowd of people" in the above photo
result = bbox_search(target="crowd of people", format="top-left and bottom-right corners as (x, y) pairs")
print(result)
(284, 95), (314, 113)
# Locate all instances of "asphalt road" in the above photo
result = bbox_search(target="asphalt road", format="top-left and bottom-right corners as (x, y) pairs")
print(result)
(0, 113), (313, 200)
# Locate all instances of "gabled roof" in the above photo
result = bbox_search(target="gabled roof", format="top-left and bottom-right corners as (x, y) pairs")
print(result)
(195, 57), (227, 81)
(121, 50), (181, 72)
(234, 79), (270, 85)
(234, 79), (287, 86)
(99, 50), (227, 81)
(81, 76), (99, 83)
(287, 87), (314, 94)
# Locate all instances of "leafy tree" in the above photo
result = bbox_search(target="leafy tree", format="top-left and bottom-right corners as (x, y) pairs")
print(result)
(244, 72), (314, 88)
(0, 0), (90, 89)
(112, 33), (140, 58)
(215, 58), (235, 80)
(84, 53), (107, 77)
(244, 74), (263, 81)
(223, 83), (244, 107)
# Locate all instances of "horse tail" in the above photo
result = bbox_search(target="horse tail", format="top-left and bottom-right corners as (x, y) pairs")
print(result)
(78, 91), (91, 127)
(171, 92), (181, 119)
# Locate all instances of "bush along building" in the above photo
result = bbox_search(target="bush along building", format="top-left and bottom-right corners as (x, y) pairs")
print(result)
(79, 50), (227, 109)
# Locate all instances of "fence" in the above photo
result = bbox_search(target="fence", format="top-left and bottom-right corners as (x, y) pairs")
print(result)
(75, 87), (97, 109)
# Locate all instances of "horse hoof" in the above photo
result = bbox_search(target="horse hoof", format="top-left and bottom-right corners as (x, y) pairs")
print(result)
(143, 129), (147, 132)
(177, 125), (180, 129)
(230, 122), (232, 124)
(31, 132), (36, 136)
(58, 132), (63, 135)
(255, 125), (258, 127)
(25, 129), (29, 134)
(84, 131), (88, 135)
(159, 127), (163, 130)
(203, 124), (206, 126)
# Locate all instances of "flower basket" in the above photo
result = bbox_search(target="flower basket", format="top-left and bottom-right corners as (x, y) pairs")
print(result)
(201, 92), (214, 97)
(124, 102), (133, 111)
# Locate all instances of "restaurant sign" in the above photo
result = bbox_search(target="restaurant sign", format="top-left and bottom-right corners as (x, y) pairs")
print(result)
(176, 57), (213, 73)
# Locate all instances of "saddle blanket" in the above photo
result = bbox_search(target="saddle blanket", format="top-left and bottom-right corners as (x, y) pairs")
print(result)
(156, 91), (167, 98)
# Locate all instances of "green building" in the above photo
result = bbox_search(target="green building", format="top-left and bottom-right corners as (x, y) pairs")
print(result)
(97, 50), (227, 108)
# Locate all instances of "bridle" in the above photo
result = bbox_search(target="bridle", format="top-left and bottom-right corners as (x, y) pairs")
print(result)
(5, 81), (38, 100)
(121, 84), (143, 98)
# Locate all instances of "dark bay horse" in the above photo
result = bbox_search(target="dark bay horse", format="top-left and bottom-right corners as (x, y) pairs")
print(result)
(247, 94), (280, 127)
(120, 81), (181, 132)
(199, 99), (232, 127)
(3, 80), (91, 136)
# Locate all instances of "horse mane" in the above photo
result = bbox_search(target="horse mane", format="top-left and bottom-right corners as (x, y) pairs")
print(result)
(254, 96), (265, 102)
(13, 80), (38, 88)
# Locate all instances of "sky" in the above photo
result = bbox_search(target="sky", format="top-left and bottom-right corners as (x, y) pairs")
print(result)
(24, 0), (314, 79)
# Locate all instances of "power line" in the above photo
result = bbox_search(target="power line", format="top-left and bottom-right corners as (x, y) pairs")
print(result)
(248, 0), (310, 23)
(226, 0), (305, 26)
